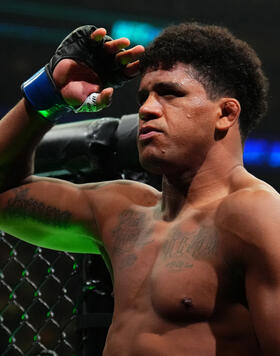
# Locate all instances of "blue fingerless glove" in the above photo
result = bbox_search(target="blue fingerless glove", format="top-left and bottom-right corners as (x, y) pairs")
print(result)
(22, 25), (129, 122)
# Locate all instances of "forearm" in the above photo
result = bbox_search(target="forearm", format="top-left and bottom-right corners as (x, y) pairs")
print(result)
(0, 25), (143, 189)
(0, 98), (52, 190)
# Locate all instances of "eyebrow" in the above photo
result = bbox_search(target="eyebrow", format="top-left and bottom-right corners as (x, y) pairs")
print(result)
(139, 81), (184, 93)
(137, 81), (185, 103)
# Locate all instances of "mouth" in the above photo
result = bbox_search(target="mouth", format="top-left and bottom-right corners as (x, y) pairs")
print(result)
(138, 126), (163, 141)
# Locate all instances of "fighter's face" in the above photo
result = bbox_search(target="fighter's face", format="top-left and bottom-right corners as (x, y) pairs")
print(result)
(137, 63), (221, 175)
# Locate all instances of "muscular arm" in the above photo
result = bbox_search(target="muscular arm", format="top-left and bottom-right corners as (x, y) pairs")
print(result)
(0, 179), (101, 253)
(0, 27), (145, 253)
(221, 188), (280, 354)
(244, 191), (280, 354)
(0, 100), (100, 251)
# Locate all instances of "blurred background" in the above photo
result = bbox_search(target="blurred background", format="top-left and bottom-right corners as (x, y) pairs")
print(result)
(0, 0), (279, 188)
(0, 0), (280, 188)
(0, 2), (279, 355)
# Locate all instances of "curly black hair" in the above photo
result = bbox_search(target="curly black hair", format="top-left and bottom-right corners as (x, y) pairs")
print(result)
(140, 22), (269, 140)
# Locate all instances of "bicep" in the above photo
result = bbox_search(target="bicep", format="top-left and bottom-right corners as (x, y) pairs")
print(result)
(0, 178), (101, 253)
(245, 221), (280, 354)
(222, 188), (280, 354)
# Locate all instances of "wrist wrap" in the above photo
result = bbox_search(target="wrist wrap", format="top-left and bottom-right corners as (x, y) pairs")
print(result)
(21, 67), (72, 122)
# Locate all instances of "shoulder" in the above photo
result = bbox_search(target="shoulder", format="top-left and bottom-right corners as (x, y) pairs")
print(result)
(81, 179), (161, 208)
(216, 179), (280, 248)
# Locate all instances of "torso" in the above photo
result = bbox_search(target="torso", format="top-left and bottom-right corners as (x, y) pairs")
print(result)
(90, 179), (263, 356)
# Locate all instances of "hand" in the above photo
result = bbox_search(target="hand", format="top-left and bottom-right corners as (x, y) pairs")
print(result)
(53, 27), (145, 108)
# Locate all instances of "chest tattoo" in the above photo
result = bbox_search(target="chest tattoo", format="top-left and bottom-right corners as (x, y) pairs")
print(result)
(112, 209), (154, 269)
(160, 224), (218, 272)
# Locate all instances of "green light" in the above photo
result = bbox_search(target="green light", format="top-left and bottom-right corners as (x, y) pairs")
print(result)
(8, 336), (15, 343)
(0, 214), (102, 254)
(21, 313), (27, 320)
(73, 262), (78, 270)
(38, 104), (66, 120)
(47, 267), (54, 274)
(46, 311), (53, 317)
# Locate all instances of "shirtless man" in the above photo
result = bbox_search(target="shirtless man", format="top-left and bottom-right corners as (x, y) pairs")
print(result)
(0, 22), (278, 355)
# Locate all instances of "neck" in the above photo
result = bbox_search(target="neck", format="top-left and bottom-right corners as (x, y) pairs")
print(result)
(160, 140), (244, 221)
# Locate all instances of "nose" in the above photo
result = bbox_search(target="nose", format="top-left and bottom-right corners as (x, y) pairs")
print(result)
(139, 93), (162, 121)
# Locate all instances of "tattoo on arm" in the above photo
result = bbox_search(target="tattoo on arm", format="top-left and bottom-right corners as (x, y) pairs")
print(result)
(4, 188), (72, 227)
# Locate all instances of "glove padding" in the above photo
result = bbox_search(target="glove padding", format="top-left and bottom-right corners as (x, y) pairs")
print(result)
(22, 25), (129, 120)
(46, 25), (129, 89)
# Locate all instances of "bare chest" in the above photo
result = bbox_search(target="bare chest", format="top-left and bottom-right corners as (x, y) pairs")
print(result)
(103, 208), (244, 322)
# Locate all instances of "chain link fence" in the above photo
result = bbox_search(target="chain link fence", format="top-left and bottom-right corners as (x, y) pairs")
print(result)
(0, 231), (84, 356)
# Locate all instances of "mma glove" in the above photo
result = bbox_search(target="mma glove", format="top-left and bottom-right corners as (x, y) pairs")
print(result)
(21, 25), (129, 122)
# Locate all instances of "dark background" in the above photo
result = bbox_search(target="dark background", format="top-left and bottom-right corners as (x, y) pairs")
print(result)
(0, 0), (279, 186)
(0, 3), (279, 354)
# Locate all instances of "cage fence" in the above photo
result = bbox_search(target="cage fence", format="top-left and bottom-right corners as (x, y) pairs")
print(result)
(0, 231), (85, 356)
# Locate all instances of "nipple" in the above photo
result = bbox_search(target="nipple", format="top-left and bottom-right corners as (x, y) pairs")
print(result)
(182, 297), (193, 307)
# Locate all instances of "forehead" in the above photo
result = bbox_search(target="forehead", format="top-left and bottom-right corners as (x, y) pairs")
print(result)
(139, 62), (204, 91)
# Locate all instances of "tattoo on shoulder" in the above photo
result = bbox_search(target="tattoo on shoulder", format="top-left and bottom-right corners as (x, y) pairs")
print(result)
(4, 187), (72, 227)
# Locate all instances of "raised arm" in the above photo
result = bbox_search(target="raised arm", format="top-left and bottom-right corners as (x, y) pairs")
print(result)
(0, 26), (144, 253)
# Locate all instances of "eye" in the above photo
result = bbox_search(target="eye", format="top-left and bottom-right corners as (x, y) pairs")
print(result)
(159, 90), (177, 98)
(156, 86), (185, 99)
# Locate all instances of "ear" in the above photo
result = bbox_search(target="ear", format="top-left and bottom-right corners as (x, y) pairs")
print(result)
(215, 98), (241, 131)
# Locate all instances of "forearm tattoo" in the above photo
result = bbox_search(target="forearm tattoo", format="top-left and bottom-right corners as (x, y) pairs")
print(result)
(4, 187), (72, 227)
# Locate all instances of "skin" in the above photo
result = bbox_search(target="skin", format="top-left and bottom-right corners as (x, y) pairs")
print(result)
(0, 28), (280, 355)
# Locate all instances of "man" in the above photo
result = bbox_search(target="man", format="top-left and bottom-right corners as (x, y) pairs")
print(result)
(0, 22), (278, 355)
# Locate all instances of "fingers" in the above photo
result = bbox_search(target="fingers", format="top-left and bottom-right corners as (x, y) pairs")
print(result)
(124, 60), (141, 77)
(74, 87), (114, 113)
(116, 45), (145, 66)
(97, 87), (114, 107)
(104, 37), (131, 53)
(91, 28), (131, 53)
(90, 27), (145, 61)
(90, 27), (107, 41)
(90, 27), (145, 81)
(54, 59), (102, 88)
